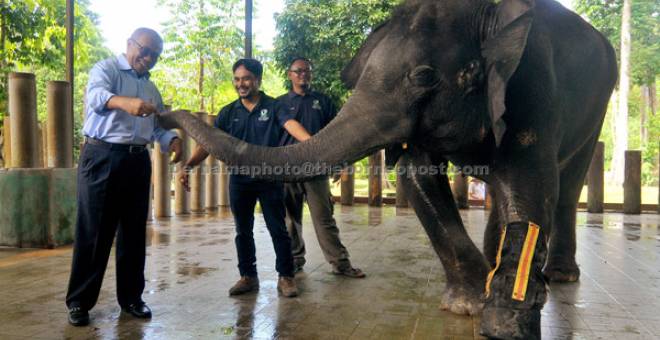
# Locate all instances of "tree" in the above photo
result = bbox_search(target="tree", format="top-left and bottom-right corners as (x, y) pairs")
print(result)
(0, 0), (110, 164)
(273, 0), (400, 105)
(575, 0), (659, 184)
(611, 0), (631, 185)
(155, 0), (244, 112)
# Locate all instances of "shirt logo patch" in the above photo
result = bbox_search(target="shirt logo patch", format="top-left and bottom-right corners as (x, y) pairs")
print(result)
(258, 109), (269, 121)
(312, 100), (322, 110)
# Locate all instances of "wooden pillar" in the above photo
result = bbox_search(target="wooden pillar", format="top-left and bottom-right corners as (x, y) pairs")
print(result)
(623, 150), (641, 214)
(174, 129), (190, 215)
(658, 143), (659, 214)
(205, 114), (218, 211)
(484, 185), (493, 210)
(9, 72), (39, 168)
(340, 165), (354, 206)
(245, 0), (253, 58)
(452, 173), (469, 209)
(190, 112), (206, 212)
(46, 81), (73, 168)
(218, 161), (229, 206)
(368, 151), (383, 206)
(66, 0), (74, 135)
(587, 142), (604, 213)
(153, 141), (171, 218)
(395, 165), (408, 208)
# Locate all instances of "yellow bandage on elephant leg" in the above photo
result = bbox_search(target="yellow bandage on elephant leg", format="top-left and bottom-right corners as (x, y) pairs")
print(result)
(512, 222), (541, 301)
(485, 226), (507, 298)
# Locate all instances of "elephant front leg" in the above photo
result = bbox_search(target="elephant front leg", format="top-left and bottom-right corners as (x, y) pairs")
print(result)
(399, 149), (490, 316)
(480, 158), (558, 340)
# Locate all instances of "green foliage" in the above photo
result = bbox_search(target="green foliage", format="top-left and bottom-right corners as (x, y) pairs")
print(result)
(574, 0), (659, 85)
(273, 0), (400, 105)
(0, 0), (110, 161)
(154, 0), (244, 113)
(574, 0), (659, 184)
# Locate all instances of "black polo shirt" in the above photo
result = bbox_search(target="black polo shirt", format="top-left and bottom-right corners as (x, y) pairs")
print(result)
(278, 90), (337, 146)
(215, 92), (294, 183)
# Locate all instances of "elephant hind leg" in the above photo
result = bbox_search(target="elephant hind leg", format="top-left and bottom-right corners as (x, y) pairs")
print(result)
(544, 138), (599, 282)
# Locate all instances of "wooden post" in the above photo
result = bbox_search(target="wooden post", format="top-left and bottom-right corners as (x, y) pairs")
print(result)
(484, 185), (493, 210)
(587, 142), (605, 213)
(218, 161), (229, 206)
(205, 114), (218, 211)
(340, 165), (354, 206)
(623, 150), (641, 214)
(452, 172), (469, 209)
(174, 129), (190, 215)
(395, 165), (408, 208)
(245, 0), (253, 58)
(46, 81), (73, 168)
(9, 72), (39, 168)
(658, 143), (659, 214)
(153, 141), (171, 218)
(190, 112), (206, 212)
(66, 0), (74, 142)
(368, 151), (383, 206)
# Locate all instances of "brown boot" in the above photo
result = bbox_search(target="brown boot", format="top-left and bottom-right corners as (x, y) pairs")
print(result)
(228, 276), (259, 296)
(332, 261), (366, 278)
(277, 276), (298, 297)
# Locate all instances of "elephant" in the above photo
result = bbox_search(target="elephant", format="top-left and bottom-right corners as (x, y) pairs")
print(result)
(158, 0), (617, 338)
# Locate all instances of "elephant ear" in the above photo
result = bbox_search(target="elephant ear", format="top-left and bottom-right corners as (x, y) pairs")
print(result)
(341, 21), (392, 89)
(481, 0), (535, 147)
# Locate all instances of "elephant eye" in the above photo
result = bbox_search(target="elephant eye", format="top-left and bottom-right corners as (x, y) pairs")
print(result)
(408, 65), (440, 88)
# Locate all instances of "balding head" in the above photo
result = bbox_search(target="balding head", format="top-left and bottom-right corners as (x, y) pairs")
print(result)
(130, 28), (163, 45)
(126, 27), (163, 76)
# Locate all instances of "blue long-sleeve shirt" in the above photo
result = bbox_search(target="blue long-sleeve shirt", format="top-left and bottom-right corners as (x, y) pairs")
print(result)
(82, 54), (176, 152)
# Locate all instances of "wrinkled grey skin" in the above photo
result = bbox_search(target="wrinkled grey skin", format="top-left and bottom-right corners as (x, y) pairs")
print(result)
(159, 0), (617, 338)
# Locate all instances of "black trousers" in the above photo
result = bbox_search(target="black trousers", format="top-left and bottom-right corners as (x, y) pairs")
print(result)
(66, 143), (151, 310)
(229, 179), (294, 277)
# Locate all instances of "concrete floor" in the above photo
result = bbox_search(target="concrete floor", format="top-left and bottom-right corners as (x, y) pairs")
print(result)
(0, 205), (659, 339)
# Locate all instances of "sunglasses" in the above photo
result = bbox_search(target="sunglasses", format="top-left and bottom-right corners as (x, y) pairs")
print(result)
(130, 39), (161, 60)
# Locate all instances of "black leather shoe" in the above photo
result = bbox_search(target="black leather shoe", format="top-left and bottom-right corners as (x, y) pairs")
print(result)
(122, 302), (152, 319)
(68, 306), (89, 326)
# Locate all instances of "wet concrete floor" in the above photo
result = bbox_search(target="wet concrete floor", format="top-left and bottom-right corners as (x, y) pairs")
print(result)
(0, 205), (659, 339)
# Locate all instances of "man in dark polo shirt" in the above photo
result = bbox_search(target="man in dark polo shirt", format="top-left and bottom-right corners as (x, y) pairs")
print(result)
(180, 59), (312, 297)
(278, 57), (365, 278)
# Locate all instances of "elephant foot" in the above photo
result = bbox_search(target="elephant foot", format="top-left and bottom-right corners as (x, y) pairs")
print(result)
(439, 284), (484, 315)
(480, 306), (541, 340)
(479, 222), (548, 340)
(543, 260), (580, 282)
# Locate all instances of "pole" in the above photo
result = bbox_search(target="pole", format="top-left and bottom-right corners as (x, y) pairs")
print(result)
(245, 0), (253, 58)
(66, 0), (74, 152)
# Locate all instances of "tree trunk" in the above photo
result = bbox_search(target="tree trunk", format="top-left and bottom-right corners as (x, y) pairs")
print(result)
(650, 80), (657, 116)
(199, 56), (205, 112)
(611, 0), (632, 185)
(641, 85), (648, 145)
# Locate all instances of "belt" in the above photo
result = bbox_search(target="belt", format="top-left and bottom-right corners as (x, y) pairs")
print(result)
(84, 137), (147, 154)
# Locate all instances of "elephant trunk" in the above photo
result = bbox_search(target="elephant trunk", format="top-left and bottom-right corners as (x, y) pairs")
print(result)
(161, 96), (406, 181)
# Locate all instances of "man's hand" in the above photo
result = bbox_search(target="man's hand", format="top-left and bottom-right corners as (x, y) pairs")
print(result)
(169, 138), (183, 163)
(125, 98), (158, 117)
(178, 170), (191, 192)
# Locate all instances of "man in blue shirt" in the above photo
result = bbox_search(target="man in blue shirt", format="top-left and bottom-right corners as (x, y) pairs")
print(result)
(279, 57), (365, 278)
(66, 28), (182, 327)
(180, 59), (311, 298)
